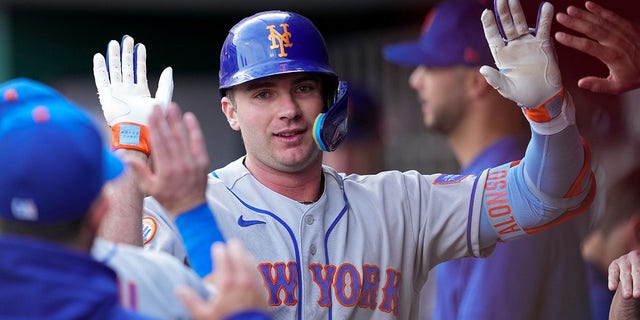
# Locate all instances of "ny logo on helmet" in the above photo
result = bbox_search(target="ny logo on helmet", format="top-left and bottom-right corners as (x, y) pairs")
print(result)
(266, 24), (292, 57)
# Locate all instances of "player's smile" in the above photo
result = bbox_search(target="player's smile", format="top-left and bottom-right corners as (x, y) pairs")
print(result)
(273, 127), (308, 146)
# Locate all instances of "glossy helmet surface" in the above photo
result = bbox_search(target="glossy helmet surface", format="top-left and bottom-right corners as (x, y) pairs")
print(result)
(219, 10), (337, 90)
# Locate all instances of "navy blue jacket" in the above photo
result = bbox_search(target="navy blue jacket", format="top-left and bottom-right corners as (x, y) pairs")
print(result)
(0, 235), (148, 319)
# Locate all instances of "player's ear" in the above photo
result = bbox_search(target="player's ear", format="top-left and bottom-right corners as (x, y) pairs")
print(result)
(79, 191), (110, 248)
(221, 96), (240, 131)
(88, 191), (109, 232)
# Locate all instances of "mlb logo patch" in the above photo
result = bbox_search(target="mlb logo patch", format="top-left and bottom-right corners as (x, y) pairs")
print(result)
(10, 198), (38, 221)
(433, 174), (467, 185)
(142, 216), (157, 245)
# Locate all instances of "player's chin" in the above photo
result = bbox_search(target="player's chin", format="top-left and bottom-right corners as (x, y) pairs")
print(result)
(276, 147), (322, 171)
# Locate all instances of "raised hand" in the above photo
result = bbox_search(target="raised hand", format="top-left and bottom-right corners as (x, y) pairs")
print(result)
(555, 1), (640, 95)
(175, 239), (268, 320)
(480, 0), (575, 135)
(127, 103), (210, 216)
(608, 250), (640, 320)
(93, 35), (173, 155)
(480, 0), (561, 108)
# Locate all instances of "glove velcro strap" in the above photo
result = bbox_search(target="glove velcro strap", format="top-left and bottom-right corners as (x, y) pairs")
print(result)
(523, 88), (564, 122)
(111, 122), (150, 156)
(522, 88), (576, 135)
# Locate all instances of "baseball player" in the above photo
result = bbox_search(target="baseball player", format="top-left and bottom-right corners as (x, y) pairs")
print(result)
(94, 0), (595, 319)
(0, 78), (146, 319)
(0, 78), (269, 320)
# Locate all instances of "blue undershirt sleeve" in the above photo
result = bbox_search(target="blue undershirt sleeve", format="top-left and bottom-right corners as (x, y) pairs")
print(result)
(175, 203), (225, 278)
(478, 123), (592, 248)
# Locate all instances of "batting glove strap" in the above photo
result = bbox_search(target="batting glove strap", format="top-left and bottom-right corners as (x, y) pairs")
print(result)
(110, 122), (150, 156)
(522, 89), (576, 135)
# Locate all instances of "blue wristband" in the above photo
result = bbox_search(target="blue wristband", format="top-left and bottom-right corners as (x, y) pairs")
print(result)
(175, 203), (225, 277)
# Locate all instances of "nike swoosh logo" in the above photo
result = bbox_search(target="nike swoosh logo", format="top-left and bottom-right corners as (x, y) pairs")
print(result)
(237, 215), (266, 227)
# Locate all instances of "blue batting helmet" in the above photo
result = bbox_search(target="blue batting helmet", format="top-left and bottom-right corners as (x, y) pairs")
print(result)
(219, 11), (349, 152)
(219, 10), (336, 90)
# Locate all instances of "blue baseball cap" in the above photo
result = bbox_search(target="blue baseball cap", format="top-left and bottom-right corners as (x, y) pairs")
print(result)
(0, 78), (124, 224)
(383, 0), (494, 68)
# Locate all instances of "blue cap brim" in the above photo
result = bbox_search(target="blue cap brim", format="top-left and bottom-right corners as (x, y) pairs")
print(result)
(383, 41), (425, 67)
(383, 41), (458, 68)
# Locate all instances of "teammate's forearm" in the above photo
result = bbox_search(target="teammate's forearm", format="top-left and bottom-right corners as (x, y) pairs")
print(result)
(523, 125), (584, 198)
(478, 96), (594, 247)
(99, 149), (146, 246)
(175, 203), (226, 278)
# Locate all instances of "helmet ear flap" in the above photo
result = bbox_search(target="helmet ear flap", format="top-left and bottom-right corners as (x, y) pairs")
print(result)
(313, 81), (349, 152)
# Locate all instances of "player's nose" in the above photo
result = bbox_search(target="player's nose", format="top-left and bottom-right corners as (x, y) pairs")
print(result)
(409, 66), (427, 90)
(277, 93), (302, 120)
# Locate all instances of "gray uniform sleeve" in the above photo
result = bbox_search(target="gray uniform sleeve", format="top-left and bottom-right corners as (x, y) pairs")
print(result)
(142, 197), (189, 266)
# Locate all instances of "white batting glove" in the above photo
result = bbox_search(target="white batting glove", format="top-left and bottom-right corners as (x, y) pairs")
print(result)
(93, 35), (173, 155)
(480, 0), (574, 135)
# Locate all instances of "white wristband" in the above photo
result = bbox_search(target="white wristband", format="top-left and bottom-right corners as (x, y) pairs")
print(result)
(524, 91), (576, 136)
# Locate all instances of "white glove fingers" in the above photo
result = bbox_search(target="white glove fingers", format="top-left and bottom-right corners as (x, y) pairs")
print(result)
(508, 0), (530, 37)
(92, 53), (110, 94)
(495, 0), (518, 41)
(156, 67), (174, 110)
(135, 43), (148, 85)
(121, 35), (135, 85)
(535, 2), (554, 40)
(481, 9), (505, 53)
(106, 40), (122, 84)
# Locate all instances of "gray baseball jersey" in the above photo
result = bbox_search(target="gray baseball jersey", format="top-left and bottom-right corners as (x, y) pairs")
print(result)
(142, 200), (189, 265)
(92, 237), (208, 319)
(144, 156), (490, 320)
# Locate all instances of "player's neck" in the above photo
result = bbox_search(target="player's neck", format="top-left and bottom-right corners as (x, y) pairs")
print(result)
(244, 157), (324, 203)
(448, 102), (525, 168)
(446, 114), (494, 168)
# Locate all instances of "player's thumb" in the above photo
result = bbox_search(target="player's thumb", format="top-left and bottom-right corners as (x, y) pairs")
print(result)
(155, 66), (174, 111)
(126, 156), (155, 194)
(479, 66), (502, 89)
(175, 286), (209, 320)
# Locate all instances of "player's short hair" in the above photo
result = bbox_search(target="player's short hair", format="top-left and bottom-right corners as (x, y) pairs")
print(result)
(0, 214), (88, 244)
